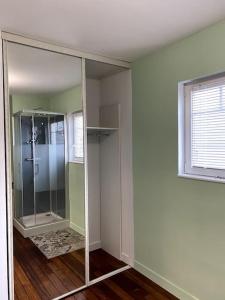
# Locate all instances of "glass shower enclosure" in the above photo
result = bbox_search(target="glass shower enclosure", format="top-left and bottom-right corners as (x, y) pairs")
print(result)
(13, 110), (66, 228)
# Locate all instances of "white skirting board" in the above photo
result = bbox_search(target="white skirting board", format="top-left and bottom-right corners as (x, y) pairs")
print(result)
(70, 222), (85, 236)
(134, 260), (199, 300)
(89, 241), (101, 252)
(121, 252), (131, 266)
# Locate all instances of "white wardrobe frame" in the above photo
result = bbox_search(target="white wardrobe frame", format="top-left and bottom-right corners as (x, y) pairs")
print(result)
(0, 31), (134, 300)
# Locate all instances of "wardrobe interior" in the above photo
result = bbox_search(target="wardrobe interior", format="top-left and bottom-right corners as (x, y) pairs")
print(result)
(86, 59), (132, 280)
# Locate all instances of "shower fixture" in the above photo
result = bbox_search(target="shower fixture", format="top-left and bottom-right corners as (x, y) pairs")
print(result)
(13, 109), (69, 237)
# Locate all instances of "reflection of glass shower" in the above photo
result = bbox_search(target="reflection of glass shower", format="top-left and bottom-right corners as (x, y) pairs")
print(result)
(13, 110), (66, 228)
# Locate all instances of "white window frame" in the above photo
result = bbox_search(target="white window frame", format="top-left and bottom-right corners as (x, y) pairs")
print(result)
(178, 73), (225, 183)
(68, 110), (84, 164)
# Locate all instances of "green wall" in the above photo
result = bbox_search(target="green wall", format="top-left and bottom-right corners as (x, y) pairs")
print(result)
(132, 20), (225, 300)
(49, 85), (82, 113)
(11, 94), (49, 113)
(68, 163), (85, 235)
(49, 86), (85, 235)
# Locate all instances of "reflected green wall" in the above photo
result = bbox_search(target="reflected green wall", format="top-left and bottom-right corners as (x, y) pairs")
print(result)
(132, 20), (225, 300)
(49, 86), (82, 113)
(11, 94), (49, 113)
(68, 163), (85, 235)
(49, 86), (85, 235)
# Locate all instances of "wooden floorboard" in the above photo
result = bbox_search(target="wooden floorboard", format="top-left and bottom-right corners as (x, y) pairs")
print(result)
(90, 248), (126, 280)
(14, 229), (85, 299)
(14, 229), (179, 299)
(65, 269), (179, 300)
(14, 229), (128, 299)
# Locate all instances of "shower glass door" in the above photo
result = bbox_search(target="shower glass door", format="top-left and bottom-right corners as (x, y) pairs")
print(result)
(13, 114), (26, 223)
(34, 114), (66, 224)
(49, 115), (66, 219)
(33, 115), (51, 225)
(20, 115), (35, 226)
(14, 112), (66, 227)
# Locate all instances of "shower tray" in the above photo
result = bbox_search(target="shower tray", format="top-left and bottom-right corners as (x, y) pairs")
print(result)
(13, 214), (70, 238)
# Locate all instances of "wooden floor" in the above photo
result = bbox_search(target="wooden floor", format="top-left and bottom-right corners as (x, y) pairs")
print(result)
(65, 269), (179, 300)
(14, 229), (126, 299)
(90, 247), (126, 280)
(14, 228), (85, 299)
(14, 229), (178, 300)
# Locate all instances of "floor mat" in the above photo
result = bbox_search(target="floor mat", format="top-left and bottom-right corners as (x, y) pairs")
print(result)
(30, 228), (85, 259)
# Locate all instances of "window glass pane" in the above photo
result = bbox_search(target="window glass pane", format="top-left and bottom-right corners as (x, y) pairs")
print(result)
(72, 112), (83, 161)
(191, 81), (225, 170)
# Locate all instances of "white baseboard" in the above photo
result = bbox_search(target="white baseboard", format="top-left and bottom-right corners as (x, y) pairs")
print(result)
(134, 260), (199, 300)
(121, 252), (131, 265)
(89, 240), (101, 251)
(70, 222), (85, 236)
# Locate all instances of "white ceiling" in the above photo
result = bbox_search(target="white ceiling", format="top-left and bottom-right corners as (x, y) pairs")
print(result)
(1, 0), (225, 61)
(7, 42), (82, 95)
(7, 43), (123, 95)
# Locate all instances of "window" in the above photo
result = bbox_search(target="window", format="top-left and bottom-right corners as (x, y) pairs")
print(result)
(68, 111), (84, 163)
(50, 119), (64, 144)
(179, 73), (225, 181)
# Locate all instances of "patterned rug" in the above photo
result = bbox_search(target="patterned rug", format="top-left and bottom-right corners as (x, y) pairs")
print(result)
(30, 228), (85, 259)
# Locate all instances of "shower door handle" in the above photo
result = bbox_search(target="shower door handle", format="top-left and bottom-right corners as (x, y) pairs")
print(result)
(25, 157), (40, 161)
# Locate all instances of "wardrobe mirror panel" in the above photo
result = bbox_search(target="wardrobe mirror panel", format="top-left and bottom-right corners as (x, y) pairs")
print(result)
(6, 42), (86, 299)
(86, 59), (128, 281)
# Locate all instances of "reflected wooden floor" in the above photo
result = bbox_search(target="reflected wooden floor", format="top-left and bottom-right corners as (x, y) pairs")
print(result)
(14, 229), (126, 300)
(14, 228), (85, 299)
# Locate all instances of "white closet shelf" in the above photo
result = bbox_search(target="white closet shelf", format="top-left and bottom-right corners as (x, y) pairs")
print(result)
(87, 126), (118, 136)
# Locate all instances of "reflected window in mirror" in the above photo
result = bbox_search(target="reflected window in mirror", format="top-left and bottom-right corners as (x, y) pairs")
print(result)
(68, 111), (84, 163)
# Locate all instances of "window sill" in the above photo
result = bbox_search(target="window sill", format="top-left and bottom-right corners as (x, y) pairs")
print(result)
(178, 173), (225, 184)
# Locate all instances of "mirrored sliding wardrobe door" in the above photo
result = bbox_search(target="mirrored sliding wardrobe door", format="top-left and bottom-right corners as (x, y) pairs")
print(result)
(85, 59), (132, 281)
(5, 41), (86, 299)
